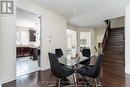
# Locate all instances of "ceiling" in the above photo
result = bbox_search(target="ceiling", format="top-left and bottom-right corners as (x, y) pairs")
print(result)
(29, 0), (130, 28)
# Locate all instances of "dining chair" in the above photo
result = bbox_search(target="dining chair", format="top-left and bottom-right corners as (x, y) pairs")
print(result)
(77, 54), (103, 87)
(80, 48), (91, 66)
(55, 48), (64, 58)
(48, 53), (76, 87)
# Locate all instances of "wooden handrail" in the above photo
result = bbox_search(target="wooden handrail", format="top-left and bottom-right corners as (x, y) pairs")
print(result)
(102, 28), (109, 51)
(102, 20), (111, 52)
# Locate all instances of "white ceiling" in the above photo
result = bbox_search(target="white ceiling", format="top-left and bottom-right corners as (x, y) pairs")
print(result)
(29, 0), (130, 28)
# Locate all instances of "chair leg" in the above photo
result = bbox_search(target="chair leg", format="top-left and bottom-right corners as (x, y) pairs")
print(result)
(88, 77), (91, 87)
(48, 73), (56, 87)
(73, 73), (78, 87)
(94, 79), (103, 87)
(58, 78), (61, 87)
(83, 77), (91, 87)
(94, 79), (98, 87)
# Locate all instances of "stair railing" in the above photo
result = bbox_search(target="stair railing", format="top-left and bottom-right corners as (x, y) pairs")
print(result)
(101, 20), (111, 53)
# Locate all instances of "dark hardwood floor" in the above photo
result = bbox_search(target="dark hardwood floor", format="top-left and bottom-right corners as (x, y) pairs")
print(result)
(102, 67), (130, 87)
(2, 68), (130, 87)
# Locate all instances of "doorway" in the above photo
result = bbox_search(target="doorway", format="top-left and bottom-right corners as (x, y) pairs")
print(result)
(16, 8), (41, 77)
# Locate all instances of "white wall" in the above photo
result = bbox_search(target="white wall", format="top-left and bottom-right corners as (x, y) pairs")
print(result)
(94, 28), (106, 55)
(111, 16), (125, 28)
(125, 5), (130, 74)
(95, 28), (106, 44)
(0, 2), (16, 84)
(77, 28), (96, 56)
(0, 0), (67, 84)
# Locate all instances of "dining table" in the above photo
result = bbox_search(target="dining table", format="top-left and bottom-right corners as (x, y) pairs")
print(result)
(58, 52), (90, 87)
(59, 52), (90, 67)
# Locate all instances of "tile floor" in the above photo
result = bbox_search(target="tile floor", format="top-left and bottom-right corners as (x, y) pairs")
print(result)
(16, 57), (40, 77)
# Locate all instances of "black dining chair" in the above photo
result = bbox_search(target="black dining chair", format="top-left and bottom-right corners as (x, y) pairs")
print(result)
(55, 48), (64, 58)
(48, 53), (75, 87)
(77, 54), (103, 87)
(80, 48), (91, 66)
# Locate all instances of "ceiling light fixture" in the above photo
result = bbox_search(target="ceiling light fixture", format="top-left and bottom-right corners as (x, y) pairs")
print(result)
(73, 9), (77, 14)
(97, 12), (100, 17)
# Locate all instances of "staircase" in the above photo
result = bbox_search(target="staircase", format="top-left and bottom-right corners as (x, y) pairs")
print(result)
(103, 27), (125, 77)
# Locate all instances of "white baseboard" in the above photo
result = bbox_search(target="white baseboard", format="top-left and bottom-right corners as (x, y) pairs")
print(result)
(125, 72), (130, 76)
(1, 76), (16, 85)
(1, 67), (49, 85)
(125, 68), (130, 75)
(41, 67), (50, 71)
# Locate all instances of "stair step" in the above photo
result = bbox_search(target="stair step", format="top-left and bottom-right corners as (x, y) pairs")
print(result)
(107, 40), (124, 43)
(103, 60), (125, 69)
(106, 43), (124, 46)
(102, 69), (125, 78)
(110, 29), (124, 32)
(106, 41), (124, 45)
(110, 28), (124, 32)
(104, 51), (124, 55)
(103, 65), (125, 74)
(106, 45), (124, 48)
(109, 35), (124, 38)
(102, 65), (125, 75)
(110, 32), (124, 35)
(104, 55), (124, 60)
(103, 60), (125, 66)
(106, 45), (124, 47)
(106, 44), (124, 48)
(104, 49), (124, 53)
(103, 55), (124, 60)
(104, 49), (124, 52)
(103, 63), (125, 69)
(109, 32), (124, 35)
(109, 36), (124, 39)
(108, 38), (124, 41)
(104, 54), (124, 58)
(103, 70), (125, 78)
(104, 49), (123, 52)
(110, 28), (124, 30)
(105, 46), (124, 49)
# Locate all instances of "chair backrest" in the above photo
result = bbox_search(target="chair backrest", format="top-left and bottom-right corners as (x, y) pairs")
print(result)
(55, 48), (63, 58)
(93, 54), (103, 78)
(48, 53), (62, 78)
(82, 48), (91, 57)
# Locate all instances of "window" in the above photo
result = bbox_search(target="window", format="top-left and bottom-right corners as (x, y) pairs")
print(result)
(67, 29), (77, 50)
(16, 31), (29, 45)
(80, 32), (91, 51)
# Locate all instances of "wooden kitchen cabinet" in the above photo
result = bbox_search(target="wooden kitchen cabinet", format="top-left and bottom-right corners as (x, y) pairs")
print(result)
(16, 47), (38, 60)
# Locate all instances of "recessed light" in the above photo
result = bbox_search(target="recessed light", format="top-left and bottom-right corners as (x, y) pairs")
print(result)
(97, 12), (100, 17)
(73, 9), (77, 13)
